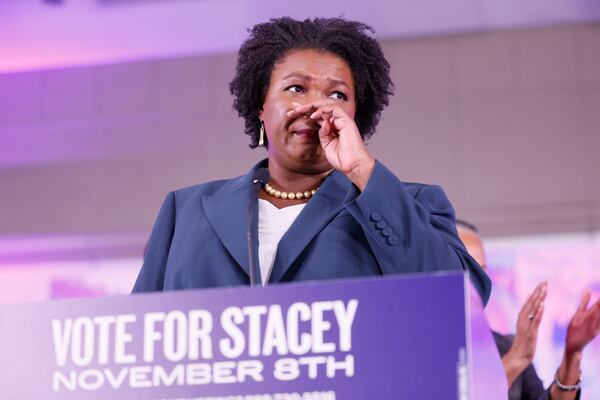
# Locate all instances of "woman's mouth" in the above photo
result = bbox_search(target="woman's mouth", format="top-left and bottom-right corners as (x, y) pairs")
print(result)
(294, 129), (319, 137)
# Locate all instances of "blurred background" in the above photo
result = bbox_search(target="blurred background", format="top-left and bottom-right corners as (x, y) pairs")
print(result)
(1, 0), (599, 397)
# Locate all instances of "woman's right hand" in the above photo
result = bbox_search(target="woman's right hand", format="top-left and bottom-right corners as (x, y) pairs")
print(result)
(287, 101), (375, 191)
(502, 281), (547, 386)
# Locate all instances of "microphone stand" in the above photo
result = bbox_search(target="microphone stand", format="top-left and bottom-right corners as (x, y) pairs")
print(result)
(247, 168), (269, 286)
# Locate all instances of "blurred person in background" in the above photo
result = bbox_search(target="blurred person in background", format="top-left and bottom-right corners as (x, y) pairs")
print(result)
(457, 220), (600, 400)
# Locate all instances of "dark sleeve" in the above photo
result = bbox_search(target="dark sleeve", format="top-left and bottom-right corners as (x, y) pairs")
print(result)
(493, 331), (514, 356)
(518, 362), (547, 400)
(515, 363), (581, 400)
(493, 333), (581, 400)
(131, 191), (176, 293)
(343, 161), (492, 304)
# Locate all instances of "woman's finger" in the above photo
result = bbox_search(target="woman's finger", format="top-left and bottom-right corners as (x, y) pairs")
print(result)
(578, 288), (591, 312)
(588, 299), (600, 334)
(528, 284), (547, 322)
(311, 106), (350, 125)
(288, 100), (337, 116)
(319, 117), (332, 144)
(309, 104), (334, 119)
(521, 282), (546, 320)
(531, 302), (545, 329)
(286, 102), (315, 119)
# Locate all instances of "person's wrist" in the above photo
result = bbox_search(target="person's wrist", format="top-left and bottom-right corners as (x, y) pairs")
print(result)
(502, 349), (531, 375)
(557, 350), (583, 385)
(564, 348), (583, 362)
(554, 368), (581, 391)
(508, 342), (535, 363)
(346, 156), (375, 192)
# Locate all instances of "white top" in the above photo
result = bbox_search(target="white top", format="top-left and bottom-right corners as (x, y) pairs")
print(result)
(258, 199), (305, 285)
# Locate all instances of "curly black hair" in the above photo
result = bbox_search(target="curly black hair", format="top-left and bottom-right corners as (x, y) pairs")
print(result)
(229, 17), (394, 148)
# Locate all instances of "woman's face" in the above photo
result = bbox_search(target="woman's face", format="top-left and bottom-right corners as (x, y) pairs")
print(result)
(259, 49), (356, 175)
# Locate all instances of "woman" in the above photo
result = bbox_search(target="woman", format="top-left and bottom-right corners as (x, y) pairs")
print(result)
(132, 17), (491, 303)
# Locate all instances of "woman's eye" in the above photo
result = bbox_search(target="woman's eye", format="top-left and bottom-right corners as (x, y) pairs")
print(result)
(286, 85), (304, 93)
(330, 91), (348, 101)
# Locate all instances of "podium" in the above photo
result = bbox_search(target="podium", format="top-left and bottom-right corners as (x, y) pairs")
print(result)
(0, 272), (506, 399)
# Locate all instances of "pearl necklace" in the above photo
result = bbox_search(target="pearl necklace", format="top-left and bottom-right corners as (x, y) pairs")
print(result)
(263, 183), (318, 200)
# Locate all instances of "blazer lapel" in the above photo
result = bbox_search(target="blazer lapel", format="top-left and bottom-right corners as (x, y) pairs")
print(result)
(202, 161), (267, 279)
(268, 171), (350, 283)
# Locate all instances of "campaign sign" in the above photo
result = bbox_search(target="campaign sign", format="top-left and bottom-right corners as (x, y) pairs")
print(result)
(0, 272), (505, 399)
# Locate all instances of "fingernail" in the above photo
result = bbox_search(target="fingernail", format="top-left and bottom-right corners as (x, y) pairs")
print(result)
(292, 102), (301, 107)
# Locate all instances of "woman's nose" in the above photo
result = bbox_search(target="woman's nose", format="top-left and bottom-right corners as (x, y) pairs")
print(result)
(309, 89), (330, 102)
(289, 88), (330, 110)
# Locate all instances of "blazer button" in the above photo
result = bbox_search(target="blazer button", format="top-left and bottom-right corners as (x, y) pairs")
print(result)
(382, 227), (393, 237)
(376, 220), (387, 229)
(387, 235), (399, 245)
(370, 212), (382, 222)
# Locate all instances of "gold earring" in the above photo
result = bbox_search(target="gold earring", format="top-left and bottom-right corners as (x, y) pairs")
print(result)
(258, 121), (265, 146)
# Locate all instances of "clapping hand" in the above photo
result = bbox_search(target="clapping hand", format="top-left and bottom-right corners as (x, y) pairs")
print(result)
(502, 282), (547, 386)
(565, 289), (600, 355)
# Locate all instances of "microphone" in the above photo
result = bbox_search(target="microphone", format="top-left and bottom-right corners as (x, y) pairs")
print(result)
(247, 168), (270, 286)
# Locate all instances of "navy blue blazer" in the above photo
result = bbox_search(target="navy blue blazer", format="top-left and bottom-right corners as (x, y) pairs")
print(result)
(132, 159), (491, 304)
